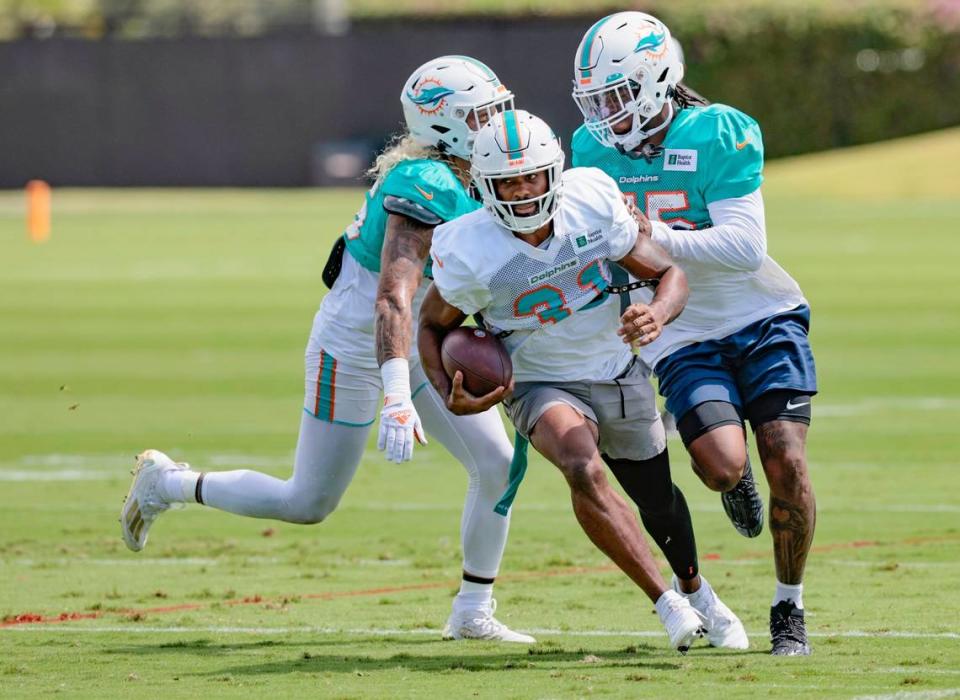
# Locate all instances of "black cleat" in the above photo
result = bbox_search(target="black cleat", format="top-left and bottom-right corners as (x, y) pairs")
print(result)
(770, 600), (811, 656)
(721, 460), (764, 537)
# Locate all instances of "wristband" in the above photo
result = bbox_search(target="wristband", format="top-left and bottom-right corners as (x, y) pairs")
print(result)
(380, 357), (411, 398)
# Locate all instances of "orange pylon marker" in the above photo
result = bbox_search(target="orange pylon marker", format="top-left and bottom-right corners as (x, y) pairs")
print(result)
(26, 180), (51, 243)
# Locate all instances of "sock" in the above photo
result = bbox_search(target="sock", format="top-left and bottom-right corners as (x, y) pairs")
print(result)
(159, 469), (201, 504)
(773, 581), (804, 609)
(655, 589), (684, 620)
(684, 576), (712, 608)
(455, 577), (494, 609)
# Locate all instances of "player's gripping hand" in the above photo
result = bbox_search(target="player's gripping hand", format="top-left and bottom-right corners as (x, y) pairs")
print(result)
(621, 193), (652, 238)
(378, 394), (427, 463)
(618, 303), (664, 347)
(445, 371), (512, 416)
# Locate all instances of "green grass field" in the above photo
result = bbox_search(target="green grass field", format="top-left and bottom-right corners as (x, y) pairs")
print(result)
(1, 129), (959, 698)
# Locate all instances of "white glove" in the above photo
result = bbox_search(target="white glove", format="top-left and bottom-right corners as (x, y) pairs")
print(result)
(377, 358), (427, 463)
(378, 394), (427, 463)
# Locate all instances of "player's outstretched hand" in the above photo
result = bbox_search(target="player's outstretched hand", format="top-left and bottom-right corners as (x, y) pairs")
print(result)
(378, 394), (427, 463)
(618, 303), (663, 347)
(446, 371), (512, 416)
(621, 193), (652, 238)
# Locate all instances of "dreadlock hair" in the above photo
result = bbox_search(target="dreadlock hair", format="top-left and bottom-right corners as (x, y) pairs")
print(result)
(673, 83), (710, 109)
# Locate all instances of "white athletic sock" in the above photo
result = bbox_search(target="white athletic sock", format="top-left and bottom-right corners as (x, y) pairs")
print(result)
(159, 469), (200, 504)
(684, 576), (712, 607)
(773, 581), (804, 609)
(455, 579), (494, 610)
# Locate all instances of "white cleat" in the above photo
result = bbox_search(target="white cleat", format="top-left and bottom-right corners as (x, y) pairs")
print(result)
(673, 575), (749, 650)
(120, 449), (186, 552)
(442, 599), (536, 644)
(656, 590), (706, 653)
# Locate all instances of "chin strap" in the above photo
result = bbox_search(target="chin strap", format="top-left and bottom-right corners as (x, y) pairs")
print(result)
(617, 99), (675, 160)
(616, 140), (664, 163)
(605, 277), (660, 295)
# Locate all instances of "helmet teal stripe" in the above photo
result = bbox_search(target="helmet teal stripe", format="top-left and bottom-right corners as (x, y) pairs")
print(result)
(448, 55), (497, 81)
(578, 16), (610, 80)
(503, 110), (523, 160)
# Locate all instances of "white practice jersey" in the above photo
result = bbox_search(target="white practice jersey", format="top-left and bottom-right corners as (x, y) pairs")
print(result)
(431, 167), (639, 384)
(313, 249), (429, 369)
(631, 191), (807, 368)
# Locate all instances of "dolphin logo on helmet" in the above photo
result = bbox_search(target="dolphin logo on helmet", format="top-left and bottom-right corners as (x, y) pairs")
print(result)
(400, 56), (515, 160)
(634, 30), (666, 55)
(406, 81), (457, 113)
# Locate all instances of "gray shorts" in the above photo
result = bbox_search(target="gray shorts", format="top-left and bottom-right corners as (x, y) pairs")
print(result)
(504, 357), (666, 461)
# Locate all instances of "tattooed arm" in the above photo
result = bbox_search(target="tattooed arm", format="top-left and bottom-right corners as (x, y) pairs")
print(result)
(374, 213), (433, 463)
(375, 213), (434, 365)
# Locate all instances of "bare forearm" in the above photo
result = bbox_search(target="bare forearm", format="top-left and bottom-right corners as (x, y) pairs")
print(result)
(375, 214), (433, 366)
(417, 323), (452, 399)
(649, 265), (688, 325)
(375, 293), (414, 366)
(417, 283), (467, 400)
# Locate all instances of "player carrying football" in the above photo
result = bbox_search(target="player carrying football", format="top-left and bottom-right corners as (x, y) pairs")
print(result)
(120, 56), (534, 643)
(419, 108), (748, 652)
(571, 12), (818, 655)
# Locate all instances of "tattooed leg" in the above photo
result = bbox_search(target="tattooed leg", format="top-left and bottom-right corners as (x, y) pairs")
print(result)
(755, 420), (816, 585)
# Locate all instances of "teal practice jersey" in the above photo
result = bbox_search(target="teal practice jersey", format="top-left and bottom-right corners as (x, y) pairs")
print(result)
(571, 104), (763, 230)
(342, 158), (481, 275)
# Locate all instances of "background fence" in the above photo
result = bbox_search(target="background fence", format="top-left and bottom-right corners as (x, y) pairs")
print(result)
(2, 9), (958, 186)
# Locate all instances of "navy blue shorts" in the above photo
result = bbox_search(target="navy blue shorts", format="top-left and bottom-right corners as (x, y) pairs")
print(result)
(654, 306), (818, 424)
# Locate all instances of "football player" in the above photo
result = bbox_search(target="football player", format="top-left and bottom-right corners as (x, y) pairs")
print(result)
(419, 109), (748, 652)
(571, 12), (818, 655)
(121, 56), (534, 643)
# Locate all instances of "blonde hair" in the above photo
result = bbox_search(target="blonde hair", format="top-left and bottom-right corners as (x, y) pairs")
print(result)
(366, 132), (445, 182)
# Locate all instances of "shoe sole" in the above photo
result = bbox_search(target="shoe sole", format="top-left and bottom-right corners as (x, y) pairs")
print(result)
(771, 644), (812, 656)
(721, 493), (765, 538)
(120, 452), (158, 552)
(675, 625), (707, 654)
(442, 620), (536, 643)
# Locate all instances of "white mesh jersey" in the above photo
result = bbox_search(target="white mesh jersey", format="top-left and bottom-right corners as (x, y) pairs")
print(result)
(431, 167), (639, 383)
(313, 249), (430, 370)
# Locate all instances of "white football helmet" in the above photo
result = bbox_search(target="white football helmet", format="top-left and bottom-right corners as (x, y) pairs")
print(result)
(471, 109), (565, 234)
(572, 12), (684, 151)
(401, 56), (514, 160)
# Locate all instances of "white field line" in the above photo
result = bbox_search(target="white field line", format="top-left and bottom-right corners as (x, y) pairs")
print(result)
(0, 557), (223, 567)
(719, 558), (960, 569)
(0, 470), (117, 481)
(3, 626), (960, 640)
(875, 668), (960, 676)
(852, 690), (960, 700)
(2, 394), (958, 472)
(1, 557), (954, 570)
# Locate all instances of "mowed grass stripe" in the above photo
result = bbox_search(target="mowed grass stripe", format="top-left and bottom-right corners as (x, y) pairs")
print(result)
(0, 129), (959, 697)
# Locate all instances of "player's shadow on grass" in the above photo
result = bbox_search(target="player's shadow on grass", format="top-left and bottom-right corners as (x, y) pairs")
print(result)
(190, 643), (694, 677)
(105, 637), (438, 655)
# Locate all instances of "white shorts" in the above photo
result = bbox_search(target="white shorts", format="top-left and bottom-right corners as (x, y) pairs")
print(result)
(504, 357), (666, 461)
(303, 339), (430, 426)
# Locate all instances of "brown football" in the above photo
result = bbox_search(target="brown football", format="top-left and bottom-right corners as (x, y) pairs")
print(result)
(440, 326), (513, 397)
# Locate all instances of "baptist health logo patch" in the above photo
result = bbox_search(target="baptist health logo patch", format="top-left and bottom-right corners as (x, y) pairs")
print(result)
(574, 228), (603, 251)
(663, 149), (698, 172)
